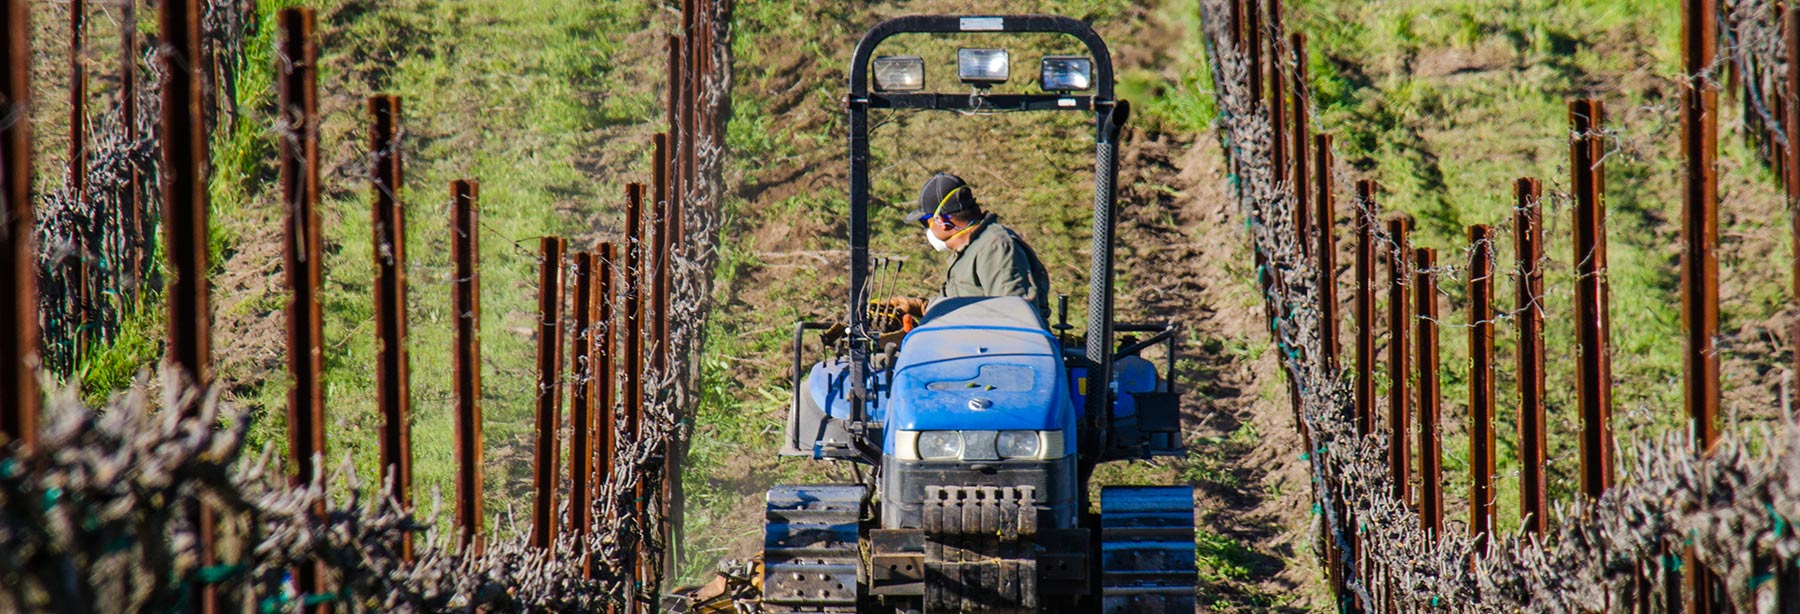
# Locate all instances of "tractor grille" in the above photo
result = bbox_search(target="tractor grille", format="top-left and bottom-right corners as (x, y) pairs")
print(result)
(921, 485), (1042, 613)
(881, 457), (1076, 530)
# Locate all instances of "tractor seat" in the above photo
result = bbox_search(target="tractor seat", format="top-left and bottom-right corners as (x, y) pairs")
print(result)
(917, 296), (1049, 331)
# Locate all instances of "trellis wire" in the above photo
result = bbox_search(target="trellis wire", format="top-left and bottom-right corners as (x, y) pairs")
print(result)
(1201, 0), (1800, 610)
(6, 0), (737, 610)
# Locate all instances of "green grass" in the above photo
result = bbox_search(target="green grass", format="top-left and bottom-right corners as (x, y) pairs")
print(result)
(77, 308), (164, 407)
(1129, 0), (1219, 134)
(1196, 528), (1259, 583)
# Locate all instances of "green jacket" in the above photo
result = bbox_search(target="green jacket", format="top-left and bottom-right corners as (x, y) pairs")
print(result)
(939, 214), (1052, 319)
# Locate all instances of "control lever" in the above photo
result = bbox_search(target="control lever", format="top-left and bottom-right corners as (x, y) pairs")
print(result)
(892, 260), (920, 330)
(882, 342), (901, 381)
(865, 257), (888, 330)
(1053, 294), (1073, 347)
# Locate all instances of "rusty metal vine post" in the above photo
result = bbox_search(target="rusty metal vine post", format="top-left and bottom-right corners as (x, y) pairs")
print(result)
(161, 0), (212, 397)
(648, 141), (676, 579)
(69, 0), (89, 364)
(1242, 0), (1261, 109)
(653, 128), (680, 581)
(1514, 178), (1548, 535)
(1314, 134), (1335, 372)
(1, 0), (38, 450)
(69, 2), (84, 193)
(123, 0), (143, 297)
(1468, 225), (1496, 553)
(576, 250), (604, 572)
(532, 236), (566, 553)
(666, 34), (680, 178)
(666, 37), (684, 251)
(1790, 3), (1800, 387)
(1386, 217), (1412, 504)
(665, 10), (692, 583)
(1353, 181), (1377, 437)
(1310, 131), (1352, 611)
(595, 242), (616, 517)
(369, 94), (414, 562)
(622, 184), (644, 460)
(279, 5), (324, 487)
(1682, 1), (1728, 608)
(161, 1), (217, 611)
(624, 185), (644, 469)
(1569, 98), (1614, 498)
(681, 1), (699, 232)
(652, 135), (672, 382)
(1228, 0), (1244, 50)
(1414, 247), (1442, 538)
(1681, 0), (1721, 455)
(1352, 183), (1376, 606)
(451, 179), (483, 552)
(1266, 0), (1286, 180)
(1789, 4), (1800, 317)
(278, 9), (327, 604)
(623, 184), (646, 606)
(571, 251), (595, 574)
(1291, 34), (1311, 257)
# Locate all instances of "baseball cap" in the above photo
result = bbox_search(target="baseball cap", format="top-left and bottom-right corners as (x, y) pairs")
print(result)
(908, 173), (978, 224)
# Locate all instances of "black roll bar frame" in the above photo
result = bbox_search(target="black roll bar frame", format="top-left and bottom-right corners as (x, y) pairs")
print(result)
(842, 16), (1126, 456)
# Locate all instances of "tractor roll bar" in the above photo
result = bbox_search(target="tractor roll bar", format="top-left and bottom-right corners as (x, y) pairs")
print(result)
(843, 15), (1124, 437)
(846, 15), (1116, 99)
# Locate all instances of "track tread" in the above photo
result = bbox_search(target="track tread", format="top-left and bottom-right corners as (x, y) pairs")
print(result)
(1099, 486), (1197, 614)
(763, 485), (865, 613)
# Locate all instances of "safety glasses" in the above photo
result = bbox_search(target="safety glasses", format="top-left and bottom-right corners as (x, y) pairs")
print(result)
(922, 186), (965, 228)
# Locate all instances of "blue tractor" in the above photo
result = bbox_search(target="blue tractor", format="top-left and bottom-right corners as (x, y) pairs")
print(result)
(767, 15), (1196, 614)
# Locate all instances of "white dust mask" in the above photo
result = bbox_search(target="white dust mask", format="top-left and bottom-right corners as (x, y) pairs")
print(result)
(927, 227), (951, 252)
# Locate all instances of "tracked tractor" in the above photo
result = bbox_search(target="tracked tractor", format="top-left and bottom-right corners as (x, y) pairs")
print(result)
(768, 15), (1196, 614)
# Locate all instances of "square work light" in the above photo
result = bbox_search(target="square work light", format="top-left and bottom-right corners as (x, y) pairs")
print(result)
(957, 48), (1010, 85)
(874, 55), (928, 92)
(1039, 56), (1093, 92)
(873, 56), (925, 92)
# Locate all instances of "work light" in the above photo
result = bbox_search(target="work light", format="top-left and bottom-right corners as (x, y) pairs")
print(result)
(957, 48), (1010, 85)
(1039, 56), (1093, 92)
(873, 55), (925, 92)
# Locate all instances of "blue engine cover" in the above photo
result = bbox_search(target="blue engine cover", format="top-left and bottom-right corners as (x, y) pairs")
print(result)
(881, 297), (1075, 455)
(796, 297), (1080, 459)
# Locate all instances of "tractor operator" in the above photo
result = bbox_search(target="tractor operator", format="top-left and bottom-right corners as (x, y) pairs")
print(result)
(888, 172), (1052, 323)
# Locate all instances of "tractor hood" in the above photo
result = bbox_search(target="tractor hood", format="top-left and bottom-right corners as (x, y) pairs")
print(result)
(885, 297), (1072, 433)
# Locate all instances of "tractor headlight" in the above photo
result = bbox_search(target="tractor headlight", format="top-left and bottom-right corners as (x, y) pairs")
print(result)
(1039, 56), (1093, 92)
(916, 431), (963, 460)
(957, 48), (1010, 85)
(996, 431), (1041, 459)
(873, 56), (925, 92)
